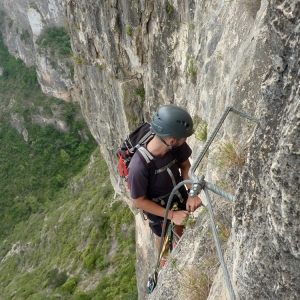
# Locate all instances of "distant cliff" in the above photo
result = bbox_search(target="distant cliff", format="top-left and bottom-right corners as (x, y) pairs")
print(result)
(2, 0), (299, 299)
(0, 0), (73, 100)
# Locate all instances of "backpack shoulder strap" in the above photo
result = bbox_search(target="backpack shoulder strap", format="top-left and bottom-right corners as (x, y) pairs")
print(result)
(135, 146), (156, 190)
(137, 146), (154, 164)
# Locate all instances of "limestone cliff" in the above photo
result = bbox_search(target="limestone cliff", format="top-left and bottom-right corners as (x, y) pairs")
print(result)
(65, 0), (299, 299)
(2, 0), (299, 299)
(0, 0), (73, 100)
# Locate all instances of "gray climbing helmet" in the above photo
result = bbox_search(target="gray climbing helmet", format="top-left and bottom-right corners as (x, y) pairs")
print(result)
(150, 105), (194, 138)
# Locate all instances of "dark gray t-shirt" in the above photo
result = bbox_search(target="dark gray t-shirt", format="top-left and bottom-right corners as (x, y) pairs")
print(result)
(128, 142), (192, 200)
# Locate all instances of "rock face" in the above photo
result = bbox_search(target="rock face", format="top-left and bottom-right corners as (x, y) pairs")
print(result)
(64, 0), (300, 299)
(227, 2), (300, 298)
(3, 0), (300, 299)
(0, 0), (73, 101)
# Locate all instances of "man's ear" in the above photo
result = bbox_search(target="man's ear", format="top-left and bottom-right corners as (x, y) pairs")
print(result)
(168, 137), (177, 146)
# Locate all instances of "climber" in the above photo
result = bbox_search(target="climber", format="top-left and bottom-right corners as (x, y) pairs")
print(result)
(128, 105), (202, 260)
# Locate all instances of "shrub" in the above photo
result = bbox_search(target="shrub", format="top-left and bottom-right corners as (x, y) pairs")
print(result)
(0, 143), (136, 299)
(135, 88), (145, 98)
(20, 29), (30, 43)
(187, 56), (197, 83)
(179, 265), (214, 300)
(166, 1), (173, 14)
(182, 214), (197, 229)
(101, 185), (113, 199)
(8, 19), (13, 28)
(0, 34), (97, 238)
(61, 276), (79, 293)
(36, 27), (72, 57)
(71, 291), (91, 300)
(195, 120), (207, 142)
(47, 268), (68, 288)
(216, 141), (246, 169)
(73, 56), (84, 64)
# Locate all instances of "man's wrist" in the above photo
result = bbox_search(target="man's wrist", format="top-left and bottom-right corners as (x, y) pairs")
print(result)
(168, 210), (174, 220)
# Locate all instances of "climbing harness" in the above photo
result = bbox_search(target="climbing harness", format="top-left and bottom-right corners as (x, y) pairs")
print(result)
(148, 107), (259, 300)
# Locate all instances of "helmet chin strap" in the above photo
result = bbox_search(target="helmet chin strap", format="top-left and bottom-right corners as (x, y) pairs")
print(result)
(157, 135), (182, 151)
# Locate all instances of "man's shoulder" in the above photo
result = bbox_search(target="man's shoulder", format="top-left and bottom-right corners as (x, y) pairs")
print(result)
(182, 141), (192, 151)
(128, 147), (149, 172)
(174, 142), (192, 162)
(174, 142), (191, 154)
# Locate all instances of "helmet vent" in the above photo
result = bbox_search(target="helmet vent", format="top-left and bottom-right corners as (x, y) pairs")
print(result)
(176, 120), (190, 128)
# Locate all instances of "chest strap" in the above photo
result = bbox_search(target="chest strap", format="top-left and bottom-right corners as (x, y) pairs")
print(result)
(155, 159), (178, 174)
(152, 190), (185, 206)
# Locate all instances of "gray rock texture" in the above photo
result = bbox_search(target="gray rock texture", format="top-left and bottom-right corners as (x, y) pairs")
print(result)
(226, 1), (300, 298)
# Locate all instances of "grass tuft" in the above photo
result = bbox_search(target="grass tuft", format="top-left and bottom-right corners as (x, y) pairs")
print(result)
(125, 25), (132, 36)
(175, 260), (217, 300)
(216, 141), (246, 169)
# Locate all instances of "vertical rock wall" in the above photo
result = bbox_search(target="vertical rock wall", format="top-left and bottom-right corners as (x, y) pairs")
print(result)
(223, 1), (300, 299)
(66, 0), (300, 298)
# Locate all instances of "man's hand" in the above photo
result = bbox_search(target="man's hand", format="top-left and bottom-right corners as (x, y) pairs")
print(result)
(186, 196), (202, 212)
(172, 210), (190, 225)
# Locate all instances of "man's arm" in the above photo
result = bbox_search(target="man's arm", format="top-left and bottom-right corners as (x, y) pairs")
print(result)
(180, 159), (202, 212)
(180, 158), (192, 188)
(133, 196), (190, 225)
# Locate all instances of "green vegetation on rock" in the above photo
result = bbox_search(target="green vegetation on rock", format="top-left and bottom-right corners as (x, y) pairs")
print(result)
(36, 27), (72, 57)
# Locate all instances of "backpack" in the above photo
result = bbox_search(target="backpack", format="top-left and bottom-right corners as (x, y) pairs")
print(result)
(117, 122), (155, 189)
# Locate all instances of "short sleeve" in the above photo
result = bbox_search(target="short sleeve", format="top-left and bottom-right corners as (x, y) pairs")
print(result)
(127, 152), (149, 199)
(178, 142), (192, 163)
